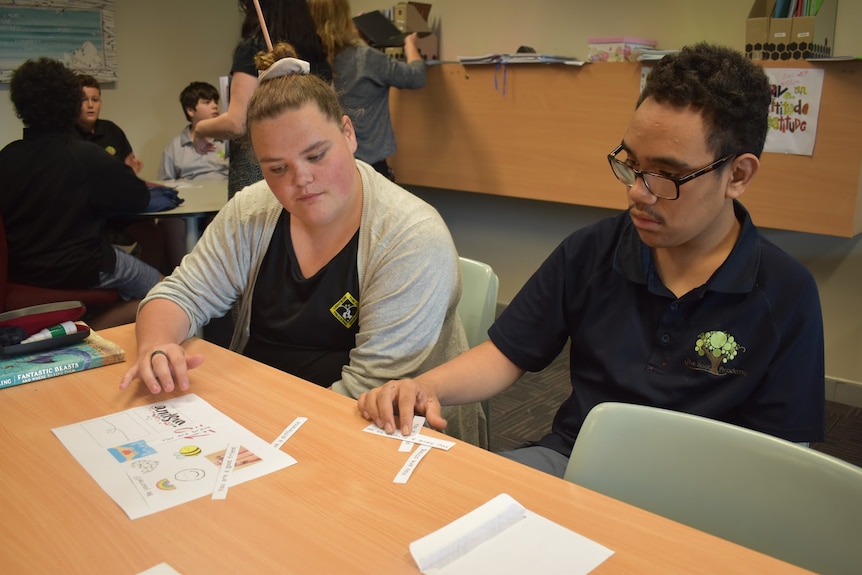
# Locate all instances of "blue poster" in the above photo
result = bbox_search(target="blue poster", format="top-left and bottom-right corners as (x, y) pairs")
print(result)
(0, 1), (116, 83)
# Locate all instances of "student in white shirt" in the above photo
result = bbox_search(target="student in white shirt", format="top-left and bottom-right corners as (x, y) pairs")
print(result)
(158, 82), (229, 181)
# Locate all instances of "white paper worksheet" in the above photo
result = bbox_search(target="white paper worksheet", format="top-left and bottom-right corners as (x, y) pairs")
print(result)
(53, 394), (297, 519)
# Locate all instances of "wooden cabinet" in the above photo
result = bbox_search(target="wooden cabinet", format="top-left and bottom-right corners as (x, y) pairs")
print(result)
(389, 60), (862, 237)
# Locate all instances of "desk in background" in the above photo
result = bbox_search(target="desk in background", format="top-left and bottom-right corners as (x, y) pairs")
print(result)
(147, 178), (228, 251)
(0, 324), (811, 574)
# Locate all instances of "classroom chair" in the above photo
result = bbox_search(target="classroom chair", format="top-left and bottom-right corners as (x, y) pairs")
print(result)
(0, 211), (119, 313)
(564, 402), (862, 574)
(457, 257), (499, 348)
(457, 257), (499, 441)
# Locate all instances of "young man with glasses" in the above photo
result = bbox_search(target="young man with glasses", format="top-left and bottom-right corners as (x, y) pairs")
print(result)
(358, 42), (825, 477)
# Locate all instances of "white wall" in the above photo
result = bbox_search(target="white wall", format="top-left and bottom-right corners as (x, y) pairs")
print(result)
(1, 0), (860, 386)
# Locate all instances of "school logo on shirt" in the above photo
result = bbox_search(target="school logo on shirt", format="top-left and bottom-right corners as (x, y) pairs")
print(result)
(330, 292), (359, 328)
(685, 330), (747, 376)
(105, 145), (117, 156)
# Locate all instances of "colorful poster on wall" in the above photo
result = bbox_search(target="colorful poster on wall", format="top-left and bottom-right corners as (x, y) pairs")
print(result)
(764, 68), (825, 156)
(0, 0), (117, 83)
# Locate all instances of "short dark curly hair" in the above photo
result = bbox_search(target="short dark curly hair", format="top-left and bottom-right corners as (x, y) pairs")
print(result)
(10, 58), (82, 129)
(638, 43), (771, 158)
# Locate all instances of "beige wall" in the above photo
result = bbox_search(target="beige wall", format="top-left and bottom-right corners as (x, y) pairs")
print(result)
(1, 0), (861, 386)
(352, 0), (860, 61)
(0, 0), (242, 176)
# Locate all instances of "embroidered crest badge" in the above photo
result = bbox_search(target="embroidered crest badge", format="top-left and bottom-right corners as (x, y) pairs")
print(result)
(690, 330), (746, 376)
(330, 292), (359, 328)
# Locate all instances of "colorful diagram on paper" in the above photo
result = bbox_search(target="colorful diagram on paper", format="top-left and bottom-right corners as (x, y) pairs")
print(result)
(108, 440), (157, 462)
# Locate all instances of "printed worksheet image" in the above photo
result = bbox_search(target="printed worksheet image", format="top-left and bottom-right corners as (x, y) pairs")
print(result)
(53, 394), (296, 519)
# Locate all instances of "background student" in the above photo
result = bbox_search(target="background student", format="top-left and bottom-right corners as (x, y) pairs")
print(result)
(76, 74), (144, 174)
(308, 0), (426, 180)
(120, 43), (486, 447)
(193, 0), (332, 197)
(0, 58), (162, 329)
(359, 43), (824, 475)
(158, 81), (229, 181)
(77, 73), (197, 273)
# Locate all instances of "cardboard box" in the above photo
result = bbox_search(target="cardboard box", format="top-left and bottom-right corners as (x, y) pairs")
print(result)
(788, 0), (838, 59)
(745, 0), (776, 59)
(394, 2), (432, 32)
(767, 13), (794, 46)
(587, 37), (657, 62)
(391, 2), (437, 61)
(383, 32), (439, 62)
(746, 0), (837, 60)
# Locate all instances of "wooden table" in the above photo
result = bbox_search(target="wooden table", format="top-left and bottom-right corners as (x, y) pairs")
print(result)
(0, 324), (811, 574)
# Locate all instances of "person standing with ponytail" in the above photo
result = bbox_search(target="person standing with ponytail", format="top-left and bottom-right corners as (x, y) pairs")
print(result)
(194, 0), (332, 197)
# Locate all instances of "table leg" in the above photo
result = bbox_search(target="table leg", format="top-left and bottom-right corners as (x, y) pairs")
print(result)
(185, 215), (203, 253)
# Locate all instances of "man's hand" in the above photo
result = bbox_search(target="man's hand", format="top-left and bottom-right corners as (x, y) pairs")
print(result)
(358, 378), (447, 436)
(119, 343), (205, 394)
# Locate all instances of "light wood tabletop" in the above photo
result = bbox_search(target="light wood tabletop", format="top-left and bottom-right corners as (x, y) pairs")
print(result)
(146, 179), (228, 251)
(0, 324), (811, 574)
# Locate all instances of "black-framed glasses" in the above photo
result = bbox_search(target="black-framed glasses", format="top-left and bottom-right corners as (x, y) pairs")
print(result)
(607, 144), (736, 200)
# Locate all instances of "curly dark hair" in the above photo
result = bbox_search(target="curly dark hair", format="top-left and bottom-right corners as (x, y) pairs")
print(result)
(10, 58), (82, 129)
(638, 43), (771, 158)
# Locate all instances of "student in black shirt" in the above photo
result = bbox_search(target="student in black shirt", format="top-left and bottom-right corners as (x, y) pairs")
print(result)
(75, 74), (144, 174)
(0, 58), (162, 328)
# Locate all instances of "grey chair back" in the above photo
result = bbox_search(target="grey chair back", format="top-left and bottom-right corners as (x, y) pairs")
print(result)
(564, 402), (862, 574)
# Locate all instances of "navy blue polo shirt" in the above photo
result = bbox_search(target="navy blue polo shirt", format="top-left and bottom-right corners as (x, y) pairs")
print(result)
(489, 201), (825, 457)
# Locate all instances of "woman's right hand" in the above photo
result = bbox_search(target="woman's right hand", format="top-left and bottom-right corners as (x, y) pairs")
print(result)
(118, 343), (205, 394)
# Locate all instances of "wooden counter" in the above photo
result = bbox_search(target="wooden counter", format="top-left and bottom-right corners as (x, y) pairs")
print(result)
(389, 60), (862, 237)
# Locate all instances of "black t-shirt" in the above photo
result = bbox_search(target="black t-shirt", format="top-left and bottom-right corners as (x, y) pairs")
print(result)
(0, 127), (149, 288)
(231, 37), (332, 82)
(245, 211), (360, 386)
(75, 119), (134, 163)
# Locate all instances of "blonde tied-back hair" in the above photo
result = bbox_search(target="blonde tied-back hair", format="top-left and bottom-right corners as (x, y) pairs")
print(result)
(247, 42), (343, 138)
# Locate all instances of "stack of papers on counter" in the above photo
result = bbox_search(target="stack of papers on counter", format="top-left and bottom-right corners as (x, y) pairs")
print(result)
(459, 53), (583, 65)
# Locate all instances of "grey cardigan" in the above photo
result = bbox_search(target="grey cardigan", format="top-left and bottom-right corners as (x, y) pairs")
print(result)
(143, 161), (486, 446)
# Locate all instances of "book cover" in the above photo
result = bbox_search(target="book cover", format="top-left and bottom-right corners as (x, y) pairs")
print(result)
(0, 329), (124, 389)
